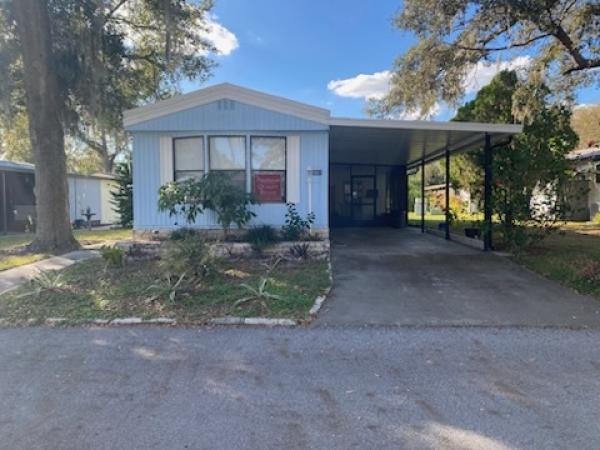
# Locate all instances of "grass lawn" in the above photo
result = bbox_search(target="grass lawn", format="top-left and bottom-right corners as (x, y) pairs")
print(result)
(0, 228), (132, 272)
(0, 256), (330, 326)
(514, 225), (600, 299)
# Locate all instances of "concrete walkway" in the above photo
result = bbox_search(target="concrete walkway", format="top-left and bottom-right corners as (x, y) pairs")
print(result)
(316, 228), (600, 327)
(0, 250), (98, 295)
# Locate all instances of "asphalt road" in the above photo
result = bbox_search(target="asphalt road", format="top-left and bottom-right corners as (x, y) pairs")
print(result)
(2, 326), (600, 449)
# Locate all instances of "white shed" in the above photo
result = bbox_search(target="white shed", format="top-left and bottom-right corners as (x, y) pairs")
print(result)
(68, 174), (119, 225)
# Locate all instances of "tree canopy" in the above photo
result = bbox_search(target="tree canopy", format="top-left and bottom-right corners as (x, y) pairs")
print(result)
(451, 70), (578, 249)
(0, 0), (218, 252)
(378, 0), (600, 118)
(571, 104), (600, 147)
(0, 0), (217, 172)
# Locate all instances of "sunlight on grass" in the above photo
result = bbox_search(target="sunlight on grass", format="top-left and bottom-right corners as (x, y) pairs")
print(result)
(0, 253), (47, 271)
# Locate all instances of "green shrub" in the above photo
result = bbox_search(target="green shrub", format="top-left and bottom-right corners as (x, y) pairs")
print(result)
(100, 245), (124, 268)
(17, 270), (68, 298)
(281, 203), (315, 241)
(158, 172), (257, 239)
(594, 213), (600, 225)
(160, 234), (213, 279)
(245, 225), (278, 251)
(169, 227), (198, 241)
(289, 242), (311, 260)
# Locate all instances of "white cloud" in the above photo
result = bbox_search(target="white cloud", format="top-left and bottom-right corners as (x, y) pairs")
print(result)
(201, 15), (239, 56)
(462, 56), (531, 94)
(327, 56), (531, 119)
(327, 71), (392, 100)
(328, 56), (531, 102)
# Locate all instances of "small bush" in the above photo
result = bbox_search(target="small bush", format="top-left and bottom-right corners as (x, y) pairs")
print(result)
(18, 270), (68, 298)
(593, 213), (600, 225)
(581, 259), (600, 283)
(281, 203), (315, 241)
(160, 234), (213, 279)
(289, 242), (311, 260)
(245, 225), (278, 251)
(169, 227), (198, 241)
(100, 245), (124, 268)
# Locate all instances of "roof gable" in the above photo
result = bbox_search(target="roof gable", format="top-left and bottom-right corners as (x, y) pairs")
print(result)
(124, 83), (331, 128)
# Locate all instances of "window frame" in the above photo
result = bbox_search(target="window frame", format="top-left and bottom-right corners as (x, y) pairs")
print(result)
(250, 135), (287, 203)
(208, 135), (247, 190)
(172, 136), (205, 181)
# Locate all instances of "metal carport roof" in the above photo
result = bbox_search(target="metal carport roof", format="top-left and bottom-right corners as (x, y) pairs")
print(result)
(328, 117), (523, 166)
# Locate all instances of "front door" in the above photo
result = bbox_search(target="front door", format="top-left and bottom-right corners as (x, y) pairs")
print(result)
(351, 175), (376, 224)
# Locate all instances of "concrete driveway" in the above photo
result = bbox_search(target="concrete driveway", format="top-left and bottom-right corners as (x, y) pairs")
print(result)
(316, 228), (600, 327)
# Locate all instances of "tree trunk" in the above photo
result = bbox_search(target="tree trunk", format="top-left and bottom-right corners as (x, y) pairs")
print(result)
(13, 0), (78, 253)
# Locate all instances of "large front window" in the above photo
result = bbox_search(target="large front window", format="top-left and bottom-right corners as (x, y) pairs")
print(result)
(209, 136), (246, 190)
(174, 137), (204, 181)
(251, 137), (286, 203)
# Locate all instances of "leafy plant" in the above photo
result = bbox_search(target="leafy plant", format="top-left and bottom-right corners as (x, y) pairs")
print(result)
(169, 227), (199, 241)
(110, 159), (133, 228)
(160, 233), (213, 279)
(145, 273), (187, 303)
(289, 243), (311, 260)
(100, 245), (124, 268)
(280, 203), (315, 241)
(235, 257), (282, 307)
(17, 270), (68, 298)
(245, 225), (279, 252)
(450, 71), (578, 252)
(594, 213), (600, 226)
(158, 172), (257, 239)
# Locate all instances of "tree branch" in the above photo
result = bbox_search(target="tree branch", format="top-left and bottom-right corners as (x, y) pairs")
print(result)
(452, 33), (552, 52)
(106, 0), (131, 19)
(563, 58), (600, 75)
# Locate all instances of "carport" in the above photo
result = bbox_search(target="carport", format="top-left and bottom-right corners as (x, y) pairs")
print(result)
(328, 118), (522, 250)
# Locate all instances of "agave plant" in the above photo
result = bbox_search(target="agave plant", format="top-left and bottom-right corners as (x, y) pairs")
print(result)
(145, 272), (187, 303)
(17, 270), (68, 298)
(234, 257), (282, 307)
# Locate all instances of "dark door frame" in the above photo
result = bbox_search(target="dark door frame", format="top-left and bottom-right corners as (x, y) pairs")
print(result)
(350, 174), (376, 224)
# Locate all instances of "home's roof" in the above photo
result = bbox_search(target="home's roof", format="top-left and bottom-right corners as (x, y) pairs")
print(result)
(124, 82), (523, 166)
(0, 159), (35, 172)
(123, 83), (331, 127)
(0, 159), (115, 180)
(567, 146), (600, 161)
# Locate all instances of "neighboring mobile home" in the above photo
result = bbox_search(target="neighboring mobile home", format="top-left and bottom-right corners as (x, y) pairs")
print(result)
(566, 145), (600, 220)
(124, 83), (521, 246)
(0, 160), (119, 232)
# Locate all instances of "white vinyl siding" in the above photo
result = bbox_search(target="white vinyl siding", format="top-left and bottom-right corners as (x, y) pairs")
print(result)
(286, 135), (300, 203)
(159, 136), (174, 185)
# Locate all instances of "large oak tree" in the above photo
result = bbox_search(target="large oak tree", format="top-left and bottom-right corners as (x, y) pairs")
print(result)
(378, 0), (599, 117)
(1, 0), (216, 252)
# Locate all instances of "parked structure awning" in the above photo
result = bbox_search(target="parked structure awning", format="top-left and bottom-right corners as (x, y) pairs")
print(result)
(329, 118), (522, 166)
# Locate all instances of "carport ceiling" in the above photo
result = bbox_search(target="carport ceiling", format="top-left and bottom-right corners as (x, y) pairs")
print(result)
(329, 118), (523, 166)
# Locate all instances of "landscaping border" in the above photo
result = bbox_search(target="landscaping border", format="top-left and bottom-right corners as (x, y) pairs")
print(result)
(1, 251), (334, 329)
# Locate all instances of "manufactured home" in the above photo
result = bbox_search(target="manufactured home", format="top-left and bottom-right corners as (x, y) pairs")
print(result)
(0, 160), (119, 232)
(124, 83), (521, 249)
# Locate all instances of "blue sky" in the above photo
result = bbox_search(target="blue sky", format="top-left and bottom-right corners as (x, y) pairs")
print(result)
(189, 0), (599, 120)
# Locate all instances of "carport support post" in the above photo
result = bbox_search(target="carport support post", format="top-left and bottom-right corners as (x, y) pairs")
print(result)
(444, 148), (450, 240)
(1, 171), (6, 234)
(420, 159), (425, 233)
(483, 133), (493, 251)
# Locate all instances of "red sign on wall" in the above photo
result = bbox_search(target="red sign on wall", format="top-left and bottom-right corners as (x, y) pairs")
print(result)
(254, 173), (283, 202)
